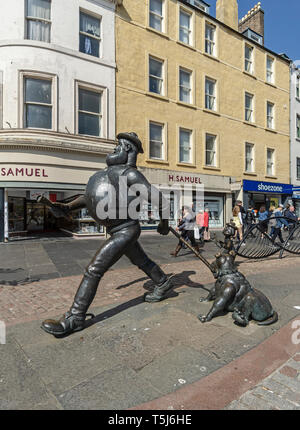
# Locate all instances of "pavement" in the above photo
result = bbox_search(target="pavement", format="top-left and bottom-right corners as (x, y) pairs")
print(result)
(0, 232), (300, 410)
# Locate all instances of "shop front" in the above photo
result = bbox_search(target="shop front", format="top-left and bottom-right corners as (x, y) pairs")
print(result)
(0, 161), (107, 242)
(138, 167), (232, 230)
(243, 180), (292, 211)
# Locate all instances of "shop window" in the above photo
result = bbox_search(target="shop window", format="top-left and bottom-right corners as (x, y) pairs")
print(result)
(26, 0), (51, 42)
(78, 87), (102, 137)
(79, 11), (101, 58)
(8, 197), (26, 234)
(24, 77), (52, 129)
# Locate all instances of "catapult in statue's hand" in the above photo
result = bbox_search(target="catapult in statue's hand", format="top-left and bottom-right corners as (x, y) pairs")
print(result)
(157, 219), (169, 235)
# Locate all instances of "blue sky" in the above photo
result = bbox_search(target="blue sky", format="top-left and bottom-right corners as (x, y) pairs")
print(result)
(209, 0), (300, 61)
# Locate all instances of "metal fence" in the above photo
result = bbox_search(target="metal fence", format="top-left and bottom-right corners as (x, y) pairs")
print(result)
(234, 216), (300, 259)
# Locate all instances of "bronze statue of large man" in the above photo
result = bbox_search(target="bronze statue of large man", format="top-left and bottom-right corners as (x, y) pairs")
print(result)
(41, 132), (172, 337)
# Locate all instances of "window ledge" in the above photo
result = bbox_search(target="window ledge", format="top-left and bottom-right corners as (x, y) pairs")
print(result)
(296, 97), (300, 103)
(265, 81), (277, 89)
(243, 172), (257, 176)
(243, 71), (257, 80)
(146, 92), (169, 102)
(203, 166), (221, 171)
(176, 40), (196, 51)
(176, 101), (197, 110)
(203, 52), (219, 62)
(203, 108), (220, 117)
(145, 158), (169, 165)
(176, 162), (196, 168)
(296, 138), (300, 143)
(265, 127), (277, 134)
(146, 26), (170, 40)
(265, 175), (278, 180)
(243, 121), (257, 127)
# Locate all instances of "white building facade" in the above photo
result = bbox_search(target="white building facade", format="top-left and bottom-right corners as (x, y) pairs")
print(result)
(0, 0), (117, 241)
(290, 62), (300, 215)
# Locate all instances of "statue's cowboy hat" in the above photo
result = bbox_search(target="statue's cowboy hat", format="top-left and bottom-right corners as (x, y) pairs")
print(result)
(117, 132), (144, 154)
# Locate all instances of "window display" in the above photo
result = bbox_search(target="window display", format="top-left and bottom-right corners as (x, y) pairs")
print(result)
(8, 197), (26, 233)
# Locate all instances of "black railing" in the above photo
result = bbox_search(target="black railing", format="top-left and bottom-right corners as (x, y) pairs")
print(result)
(234, 216), (300, 259)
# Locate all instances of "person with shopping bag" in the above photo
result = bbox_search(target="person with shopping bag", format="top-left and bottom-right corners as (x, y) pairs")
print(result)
(203, 207), (210, 241)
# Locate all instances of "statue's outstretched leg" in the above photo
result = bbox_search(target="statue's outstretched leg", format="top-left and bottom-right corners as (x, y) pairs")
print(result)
(41, 224), (140, 336)
(125, 240), (173, 302)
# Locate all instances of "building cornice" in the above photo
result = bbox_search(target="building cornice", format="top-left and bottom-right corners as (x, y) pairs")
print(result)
(0, 130), (116, 155)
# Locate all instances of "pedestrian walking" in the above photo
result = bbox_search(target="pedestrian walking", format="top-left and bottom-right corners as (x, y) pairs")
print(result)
(271, 204), (289, 245)
(268, 206), (276, 237)
(258, 205), (269, 237)
(170, 206), (199, 257)
(244, 206), (256, 232)
(232, 205), (243, 242)
(285, 205), (300, 240)
(203, 207), (210, 241)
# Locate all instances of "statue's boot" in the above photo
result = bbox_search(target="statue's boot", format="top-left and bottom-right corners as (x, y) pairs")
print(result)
(41, 276), (98, 336)
(170, 244), (181, 257)
(143, 264), (174, 302)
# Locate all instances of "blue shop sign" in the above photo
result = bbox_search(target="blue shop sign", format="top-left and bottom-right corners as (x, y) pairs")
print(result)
(243, 180), (292, 194)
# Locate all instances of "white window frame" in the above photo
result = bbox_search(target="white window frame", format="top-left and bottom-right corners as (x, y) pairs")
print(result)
(205, 22), (216, 56)
(297, 115), (300, 139)
(149, 0), (165, 33)
(179, 67), (192, 104)
(297, 157), (300, 181)
(245, 44), (254, 74)
(266, 56), (274, 84)
(149, 121), (165, 160)
(296, 75), (300, 99)
(75, 81), (106, 138)
(245, 92), (254, 123)
(179, 127), (193, 164)
(205, 77), (216, 111)
(267, 148), (275, 176)
(267, 102), (275, 129)
(179, 7), (192, 45)
(25, 0), (51, 42)
(205, 133), (217, 167)
(149, 56), (164, 96)
(79, 9), (102, 58)
(20, 71), (57, 131)
(245, 143), (255, 173)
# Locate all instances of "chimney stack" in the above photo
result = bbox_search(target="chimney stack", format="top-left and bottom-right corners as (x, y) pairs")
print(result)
(238, 2), (265, 43)
(216, 0), (238, 31)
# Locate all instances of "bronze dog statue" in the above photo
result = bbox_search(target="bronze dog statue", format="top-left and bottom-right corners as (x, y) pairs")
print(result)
(198, 251), (278, 326)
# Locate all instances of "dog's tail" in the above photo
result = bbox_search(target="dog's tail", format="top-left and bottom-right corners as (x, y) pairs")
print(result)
(258, 311), (278, 326)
